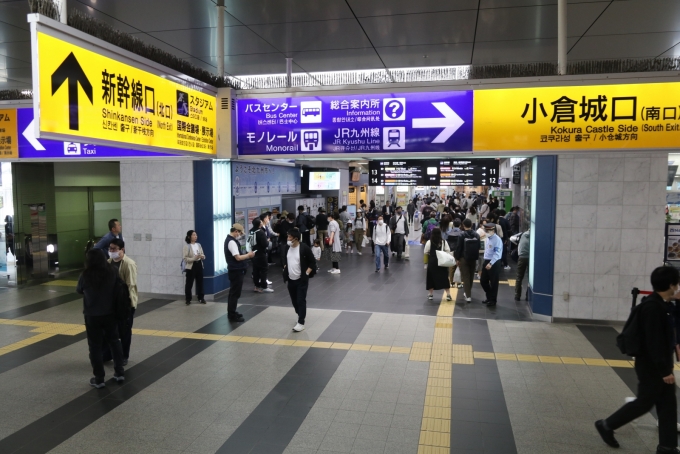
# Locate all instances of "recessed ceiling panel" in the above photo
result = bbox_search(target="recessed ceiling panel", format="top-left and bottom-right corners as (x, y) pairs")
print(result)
(480, 0), (606, 7)
(0, 55), (31, 70)
(476, 3), (608, 42)
(0, 40), (30, 64)
(377, 43), (473, 67)
(223, 53), (294, 76)
(72, 0), (239, 32)
(149, 26), (280, 57)
(224, 0), (353, 25)
(569, 32), (680, 60)
(0, 21), (28, 43)
(291, 48), (384, 72)
(0, 66), (31, 84)
(248, 19), (371, 53)
(0, 0), (30, 31)
(347, 0), (478, 17)
(586, 0), (680, 36)
(472, 37), (577, 64)
(359, 10), (478, 47)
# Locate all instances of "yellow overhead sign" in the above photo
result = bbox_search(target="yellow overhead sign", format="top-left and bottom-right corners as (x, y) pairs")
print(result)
(474, 82), (680, 151)
(36, 32), (216, 155)
(0, 110), (18, 159)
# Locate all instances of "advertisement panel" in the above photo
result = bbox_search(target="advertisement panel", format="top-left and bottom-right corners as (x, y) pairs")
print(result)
(31, 18), (217, 155)
(474, 82), (680, 151)
(237, 91), (473, 156)
(232, 162), (301, 197)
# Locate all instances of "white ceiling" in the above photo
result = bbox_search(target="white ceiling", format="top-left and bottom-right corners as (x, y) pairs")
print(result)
(0, 0), (678, 90)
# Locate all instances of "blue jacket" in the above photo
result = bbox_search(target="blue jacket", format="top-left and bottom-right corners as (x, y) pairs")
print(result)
(94, 232), (123, 257)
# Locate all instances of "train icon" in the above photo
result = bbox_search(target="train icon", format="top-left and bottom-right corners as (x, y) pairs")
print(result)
(382, 127), (405, 150)
(387, 129), (401, 147)
(301, 129), (322, 151)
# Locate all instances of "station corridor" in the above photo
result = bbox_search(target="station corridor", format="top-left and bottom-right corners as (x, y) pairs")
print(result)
(0, 248), (664, 454)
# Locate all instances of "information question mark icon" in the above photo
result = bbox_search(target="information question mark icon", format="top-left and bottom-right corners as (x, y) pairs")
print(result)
(388, 101), (400, 118)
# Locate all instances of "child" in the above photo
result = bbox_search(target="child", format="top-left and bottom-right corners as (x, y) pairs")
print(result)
(312, 239), (322, 262)
(345, 219), (354, 253)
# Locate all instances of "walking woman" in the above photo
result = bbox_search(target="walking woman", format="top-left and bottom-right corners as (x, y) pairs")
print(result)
(353, 211), (365, 255)
(424, 228), (452, 302)
(466, 206), (479, 230)
(183, 230), (206, 305)
(77, 249), (125, 388)
(325, 213), (342, 274)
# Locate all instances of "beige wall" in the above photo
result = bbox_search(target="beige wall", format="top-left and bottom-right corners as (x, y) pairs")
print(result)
(553, 152), (667, 321)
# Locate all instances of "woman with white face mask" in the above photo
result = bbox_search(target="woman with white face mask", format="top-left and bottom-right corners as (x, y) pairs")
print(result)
(183, 230), (206, 305)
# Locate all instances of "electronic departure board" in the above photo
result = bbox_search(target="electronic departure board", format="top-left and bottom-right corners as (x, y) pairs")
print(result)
(369, 159), (499, 187)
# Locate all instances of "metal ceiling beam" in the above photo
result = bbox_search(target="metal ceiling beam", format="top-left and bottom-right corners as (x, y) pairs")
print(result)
(216, 0), (225, 78)
(557, 0), (567, 75)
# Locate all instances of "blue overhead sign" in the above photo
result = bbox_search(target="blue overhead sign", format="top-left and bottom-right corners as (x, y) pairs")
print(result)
(237, 91), (473, 156)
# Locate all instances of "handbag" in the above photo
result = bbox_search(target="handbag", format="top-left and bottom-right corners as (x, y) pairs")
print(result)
(324, 236), (332, 246)
(362, 236), (370, 248)
(436, 243), (455, 268)
(310, 228), (316, 235)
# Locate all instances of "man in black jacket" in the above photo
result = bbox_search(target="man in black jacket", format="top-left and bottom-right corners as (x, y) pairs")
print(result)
(596, 266), (680, 453)
(296, 205), (314, 247)
(282, 229), (317, 332)
(454, 219), (480, 303)
(250, 218), (272, 293)
(315, 207), (329, 250)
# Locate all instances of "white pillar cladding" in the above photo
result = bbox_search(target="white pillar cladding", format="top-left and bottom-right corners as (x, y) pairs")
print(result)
(119, 160), (195, 295)
(553, 152), (668, 321)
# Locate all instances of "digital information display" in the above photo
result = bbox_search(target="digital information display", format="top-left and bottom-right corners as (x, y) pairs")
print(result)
(309, 171), (340, 190)
(369, 159), (499, 187)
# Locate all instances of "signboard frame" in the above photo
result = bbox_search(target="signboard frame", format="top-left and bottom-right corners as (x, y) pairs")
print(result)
(665, 223), (680, 263)
(28, 14), (218, 157)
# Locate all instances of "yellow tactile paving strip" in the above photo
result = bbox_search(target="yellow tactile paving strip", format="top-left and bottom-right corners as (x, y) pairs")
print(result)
(418, 290), (457, 453)
(40, 280), (78, 287)
(0, 317), (645, 368)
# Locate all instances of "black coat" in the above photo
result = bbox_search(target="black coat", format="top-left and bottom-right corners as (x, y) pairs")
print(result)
(282, 243), (318, 282)
(250, 227), (268, 260)
(637, 293), (676, 378)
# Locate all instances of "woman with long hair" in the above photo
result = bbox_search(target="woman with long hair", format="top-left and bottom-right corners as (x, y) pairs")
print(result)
(77, 249), (125, 388)
(424, 228), (452, 301)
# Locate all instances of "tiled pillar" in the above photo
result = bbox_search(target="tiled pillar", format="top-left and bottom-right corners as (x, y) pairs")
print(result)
(553, 152), (667, 321)
(120, 160), (195, 296)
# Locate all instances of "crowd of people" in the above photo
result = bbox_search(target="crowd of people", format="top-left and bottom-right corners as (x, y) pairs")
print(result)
(75, 191), (530, 387)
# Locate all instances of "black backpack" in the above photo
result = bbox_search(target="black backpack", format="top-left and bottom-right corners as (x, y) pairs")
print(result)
(446, 234), (459, 251)
(113, 276), (131, 321)
(463, 235), (480, 261)
(616, 299), (647, 357)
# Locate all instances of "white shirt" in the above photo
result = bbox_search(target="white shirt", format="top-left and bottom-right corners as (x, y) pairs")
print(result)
(227, 239), (240, 257)
(393, 215), (406, 234)
(312, 246), (322, 260)
(287, 245), (302, 280)
(190, 243), (200, 256)
(373, 222), (391, 245)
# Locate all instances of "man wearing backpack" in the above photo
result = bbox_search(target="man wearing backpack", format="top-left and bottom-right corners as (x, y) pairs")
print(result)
(454, 219), (480, 302)
(596, 266), (680, 453)
(389, 207), (409, 261)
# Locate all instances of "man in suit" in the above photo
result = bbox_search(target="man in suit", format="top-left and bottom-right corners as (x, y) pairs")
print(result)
(382, 200), (394, 226)
(282, 229), (317, 332)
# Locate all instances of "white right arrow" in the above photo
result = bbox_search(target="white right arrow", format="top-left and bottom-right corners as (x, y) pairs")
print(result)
(412, 102), (465, 143)
(22, 119), (46, 151)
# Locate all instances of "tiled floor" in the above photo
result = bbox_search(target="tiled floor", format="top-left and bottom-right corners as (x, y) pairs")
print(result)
(0, 246), (672, 453)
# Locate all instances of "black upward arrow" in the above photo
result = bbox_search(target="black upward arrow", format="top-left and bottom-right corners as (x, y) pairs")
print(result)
(51, 52), (93, 131)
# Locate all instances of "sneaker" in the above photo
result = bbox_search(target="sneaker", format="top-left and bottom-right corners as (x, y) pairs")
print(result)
(185, 300), (191, 305)
(504, 266), (511, 270)
(485, 301), (497, 307)
(199, 299), (207, 304)
(357, 252), (362, 255)
(266, 280), (272, 285)
(595, 420), (619, 448)
(385, 265), (389, 270)
(474, 274), (480, 280)
(293, 323), (305, 332)
(122, 359), (128, 366)
(331, 269), (341, 274)
(89, 377), (105, 389)
(428, 294), (433, 300)
(254, 288), (263, 293)
(113, 374), (125, 383)
(464, 293), (472, 303)
(262, 288), (274, 293)
(446, 295), (452, 301)
(228, 313), (245, 322)
(327, 269), (334, 273)
(457, 284), (463, 289)
(375, 269), (380, 272)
